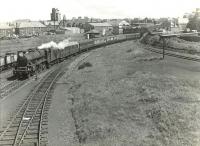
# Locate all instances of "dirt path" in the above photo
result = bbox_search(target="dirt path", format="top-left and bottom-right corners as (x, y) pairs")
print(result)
(48, 40), (200, 146)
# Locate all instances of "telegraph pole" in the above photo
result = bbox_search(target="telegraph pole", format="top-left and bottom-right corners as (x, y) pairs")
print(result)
(162, 37), (165, 59)
(54, 16), (56, 32)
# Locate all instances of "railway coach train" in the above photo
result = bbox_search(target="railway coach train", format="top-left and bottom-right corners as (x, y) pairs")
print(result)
(13, 33), (140, 78)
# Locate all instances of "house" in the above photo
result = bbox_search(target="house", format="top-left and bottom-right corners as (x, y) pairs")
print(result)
(15, 21), (47, 36)
(88, 23), (113, 36)
(0, 23), (14, 38)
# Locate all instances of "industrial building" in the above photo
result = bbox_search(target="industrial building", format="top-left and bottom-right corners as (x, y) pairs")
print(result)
(51, 8), (61, 21)
(15, 21), (47, 36)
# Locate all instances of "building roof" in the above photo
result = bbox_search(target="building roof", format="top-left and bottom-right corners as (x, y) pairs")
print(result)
(17, 21), (46, 28)
(89, 23), (112, 27)
(0, 23), (13, 29)
(60, 27), (80, 30)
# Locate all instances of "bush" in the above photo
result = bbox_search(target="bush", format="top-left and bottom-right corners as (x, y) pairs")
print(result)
(78, 62), (92, 70)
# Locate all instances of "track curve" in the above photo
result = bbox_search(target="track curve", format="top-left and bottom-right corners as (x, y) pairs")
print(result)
(0, 65), (64, 146)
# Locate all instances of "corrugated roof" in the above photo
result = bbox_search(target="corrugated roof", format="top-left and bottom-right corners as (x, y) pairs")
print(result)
(89, 23), (112, 27)
(18, 21), (46, 28)
(0, 23), (13, 29)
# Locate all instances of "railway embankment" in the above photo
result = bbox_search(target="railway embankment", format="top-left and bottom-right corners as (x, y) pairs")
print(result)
(140, 33), (200, 56)
(48, 40), (200, 146)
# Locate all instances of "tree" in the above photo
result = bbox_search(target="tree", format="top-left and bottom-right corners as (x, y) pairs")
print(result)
(187, 13), (200, 31)
(161, 20), (171, 30)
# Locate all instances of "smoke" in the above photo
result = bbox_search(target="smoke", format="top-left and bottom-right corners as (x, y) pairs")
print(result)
(38, 41), (58, 49)
(38, 38), (78, 50)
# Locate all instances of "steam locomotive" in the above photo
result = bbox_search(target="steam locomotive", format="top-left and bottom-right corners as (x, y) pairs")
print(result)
(13, 33), (140, 78)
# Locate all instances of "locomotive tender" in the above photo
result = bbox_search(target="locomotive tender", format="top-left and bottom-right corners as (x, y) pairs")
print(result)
(13, 33), (140, 78)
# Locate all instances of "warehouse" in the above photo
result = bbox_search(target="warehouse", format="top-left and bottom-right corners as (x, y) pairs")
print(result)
(15, 21), (47, 36)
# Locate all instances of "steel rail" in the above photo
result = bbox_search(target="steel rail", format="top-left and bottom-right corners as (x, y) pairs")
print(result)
(16, 69), (62, 146)
(144, 47), (200, 62)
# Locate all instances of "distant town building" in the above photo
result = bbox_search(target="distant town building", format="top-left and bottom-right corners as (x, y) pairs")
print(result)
(0, 23), (14, 38)
(108, 20), (130, 34)
(108, 20), (130, 28)
(51, 8), (61, 21)
(60, 17), (91, 30)
(85, 29), (100, 39)
(88, 23), (113, 36)
(196, 8), (200, 18)
(60, 27), (83, 34)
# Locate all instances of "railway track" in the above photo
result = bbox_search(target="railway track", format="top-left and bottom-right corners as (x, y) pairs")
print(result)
(0, 65), (64, 146)
(144, 46), (200, 62)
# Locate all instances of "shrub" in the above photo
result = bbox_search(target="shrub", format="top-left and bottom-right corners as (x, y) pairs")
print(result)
(78, 62), (92, 70)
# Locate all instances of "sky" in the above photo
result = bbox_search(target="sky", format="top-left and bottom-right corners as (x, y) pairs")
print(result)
(0, 0), (199, 22)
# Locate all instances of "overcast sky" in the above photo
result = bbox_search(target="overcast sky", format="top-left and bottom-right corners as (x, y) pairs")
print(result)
(0, 0), (199, 22)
